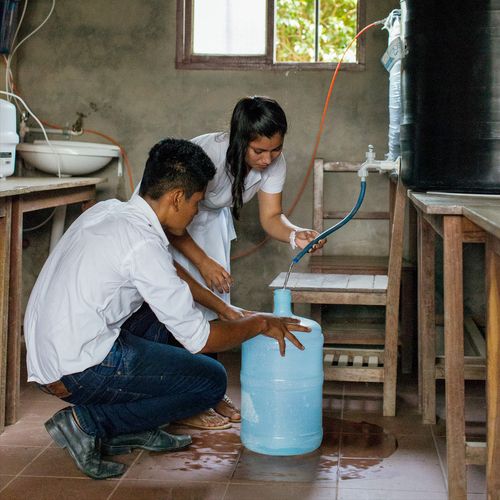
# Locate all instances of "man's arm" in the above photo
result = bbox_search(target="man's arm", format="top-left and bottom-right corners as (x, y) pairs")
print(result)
(201, 313), (310, 357)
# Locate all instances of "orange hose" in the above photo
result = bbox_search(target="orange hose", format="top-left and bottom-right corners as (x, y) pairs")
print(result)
(82, 129), (135, 194)
(231, 21), (380, 261)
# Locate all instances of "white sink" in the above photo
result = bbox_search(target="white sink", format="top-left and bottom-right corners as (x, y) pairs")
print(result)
(17, 140), (121, 176)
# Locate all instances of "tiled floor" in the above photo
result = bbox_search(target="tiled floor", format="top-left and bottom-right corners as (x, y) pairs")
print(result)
(0, 352), (487, 500)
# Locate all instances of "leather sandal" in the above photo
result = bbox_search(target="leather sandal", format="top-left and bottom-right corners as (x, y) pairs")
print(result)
(214, 394), (241, 423)
(173, 408), (231, 430)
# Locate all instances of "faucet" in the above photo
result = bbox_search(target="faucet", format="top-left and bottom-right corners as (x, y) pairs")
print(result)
(71, 112), (86, 133)
(358, 145), (400, 179)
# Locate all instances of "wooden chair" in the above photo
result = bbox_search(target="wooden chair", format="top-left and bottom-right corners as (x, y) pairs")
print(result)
(269, 178), (408, 417)
(309, 158), (417, 374)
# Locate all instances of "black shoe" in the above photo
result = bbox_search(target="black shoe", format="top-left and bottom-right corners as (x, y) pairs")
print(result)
(101, 428), (192, 455)
(44, 407), (125, 480)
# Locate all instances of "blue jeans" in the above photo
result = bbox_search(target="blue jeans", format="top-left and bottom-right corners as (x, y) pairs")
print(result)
(58, 303), (227, 438)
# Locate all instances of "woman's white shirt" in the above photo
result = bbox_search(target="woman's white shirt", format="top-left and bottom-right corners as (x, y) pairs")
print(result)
(191, 132), (286, 209)
(170, 132), (286, 319)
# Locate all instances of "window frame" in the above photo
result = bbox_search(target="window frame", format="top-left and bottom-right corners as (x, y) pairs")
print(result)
(176, 0), (366, 71)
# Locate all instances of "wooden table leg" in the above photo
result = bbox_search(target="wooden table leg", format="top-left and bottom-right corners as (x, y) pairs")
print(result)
(486, 235), (500, 499)
(6, 197), (22, 425)
(0, 198), (12, 434)
(443, 216), (467, 500)
(418, 214), (436, 424)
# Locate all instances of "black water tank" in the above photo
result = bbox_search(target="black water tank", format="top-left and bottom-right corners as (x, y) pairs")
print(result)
(400, 0), (500, 193)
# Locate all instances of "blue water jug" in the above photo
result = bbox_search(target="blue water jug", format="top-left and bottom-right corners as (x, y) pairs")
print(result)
(240, 288), (324, 455)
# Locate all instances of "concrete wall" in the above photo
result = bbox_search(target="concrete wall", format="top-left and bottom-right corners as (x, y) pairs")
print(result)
(16, 0), (402, 314)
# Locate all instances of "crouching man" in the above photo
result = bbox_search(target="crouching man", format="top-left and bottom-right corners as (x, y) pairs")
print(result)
(24, 138), (308, 480)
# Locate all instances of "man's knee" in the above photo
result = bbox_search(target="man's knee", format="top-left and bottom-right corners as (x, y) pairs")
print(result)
(200, 355), (227, 404)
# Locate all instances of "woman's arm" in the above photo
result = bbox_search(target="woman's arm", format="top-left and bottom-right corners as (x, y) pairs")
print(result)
(257, 191), (326, 251)
(168, 231), (233, 293)
(174, 261), (241, 320)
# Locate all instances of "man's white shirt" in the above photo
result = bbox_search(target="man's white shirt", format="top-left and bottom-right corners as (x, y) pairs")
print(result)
(24, 194), (210, 385)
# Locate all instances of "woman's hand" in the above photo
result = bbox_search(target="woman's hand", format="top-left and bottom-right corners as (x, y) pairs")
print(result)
(257, 313), (311, 356)
(295, 230), (327, 253)
(199, 256), (234, 294)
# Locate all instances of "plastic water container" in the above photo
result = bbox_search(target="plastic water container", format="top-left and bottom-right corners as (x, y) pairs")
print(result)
(0, 98), (19, 178)
(240, 288), (324, 455)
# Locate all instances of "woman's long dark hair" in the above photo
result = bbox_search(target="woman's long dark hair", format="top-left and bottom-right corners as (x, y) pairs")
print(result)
(226, 96), (287, 219)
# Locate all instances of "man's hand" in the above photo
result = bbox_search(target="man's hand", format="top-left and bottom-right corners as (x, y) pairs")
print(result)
(217, 305), (253, 321)
(295, 230), (326, 253)
(257, 313), (311, 357)
(199, 257), (234, 294)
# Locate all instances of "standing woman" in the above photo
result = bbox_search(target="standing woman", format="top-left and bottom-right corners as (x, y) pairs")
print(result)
(169, 96), (325, 428)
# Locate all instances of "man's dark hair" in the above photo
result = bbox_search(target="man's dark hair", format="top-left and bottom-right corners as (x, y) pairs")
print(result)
(139, 138), (216, 200)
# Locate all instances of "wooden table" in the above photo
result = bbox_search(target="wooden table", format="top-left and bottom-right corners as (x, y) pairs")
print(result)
(410, 192), (500, 500)
(463, 205), (500, 499)
(0, 177), (103, 433)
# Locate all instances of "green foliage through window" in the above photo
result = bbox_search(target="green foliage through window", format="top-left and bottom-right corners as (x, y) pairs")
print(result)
(276, 0), (358, 63)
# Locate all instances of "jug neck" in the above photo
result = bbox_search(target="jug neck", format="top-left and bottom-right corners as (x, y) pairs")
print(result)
(273, 288), (293, 316)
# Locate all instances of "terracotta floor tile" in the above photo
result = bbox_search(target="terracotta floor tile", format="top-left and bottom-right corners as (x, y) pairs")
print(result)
(342, 382), (384, 398)
(341, 412), (432, 438)
(225, 481), (336, 500)
(340, 431), (397, 459)
(0, 421), (52, 447)
(322, 415), (342, 434)
(323, 381), (344, 397)
(342, 396), (383, 415)
(337, 488), (448, 499)
(125, 450), (239, 482)
(391, 433), (440, 460)
(322, 395), (343, 414)
(338, 455), (446, 492)
(3, 348), (488, 498)
(167, 425), (242, 455)
(19, 383), (60, 403)
(0, 446), (45, 474)
(232, 448), (338, 483)
(110, 479), (228, 499)
(432, 417), (486, 441)
(0, 475), (16, 490)
(466, 465), (487, 495)
(0, 476), (116, 499)
(18, 400), (69, 422)
(21, 447), (137, 478)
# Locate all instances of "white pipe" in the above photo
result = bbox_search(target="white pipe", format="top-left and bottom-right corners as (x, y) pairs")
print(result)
(49, 205), (66, 253)
(19, 123), (83, 142)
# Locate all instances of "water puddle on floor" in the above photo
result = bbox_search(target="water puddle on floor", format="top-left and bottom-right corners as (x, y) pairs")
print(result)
(170, 416), (398, 480)
(322, 416), (398, 480)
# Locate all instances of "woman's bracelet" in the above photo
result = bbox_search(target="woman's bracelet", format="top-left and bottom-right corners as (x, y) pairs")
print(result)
(289, 230), (297, 250)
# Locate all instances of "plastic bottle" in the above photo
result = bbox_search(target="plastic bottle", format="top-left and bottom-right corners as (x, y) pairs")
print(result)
(240, 288), (324, 455)
(0, 98), (19, 178)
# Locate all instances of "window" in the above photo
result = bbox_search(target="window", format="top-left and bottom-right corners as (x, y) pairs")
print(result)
(176, 0), (366, 70)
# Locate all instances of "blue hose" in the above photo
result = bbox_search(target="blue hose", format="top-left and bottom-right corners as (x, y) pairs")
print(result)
(292, 179), (367, 265)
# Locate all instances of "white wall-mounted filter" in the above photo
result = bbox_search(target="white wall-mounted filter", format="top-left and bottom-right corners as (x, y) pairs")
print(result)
(0, 98), (19, 178)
